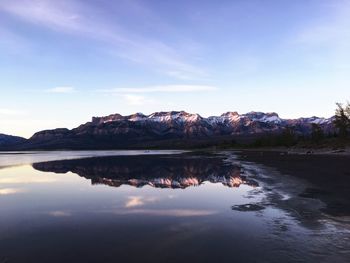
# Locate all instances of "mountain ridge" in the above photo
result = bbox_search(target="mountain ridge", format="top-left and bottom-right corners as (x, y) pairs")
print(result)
(1, 111), (335, 150)
(0, 133), (27, 147)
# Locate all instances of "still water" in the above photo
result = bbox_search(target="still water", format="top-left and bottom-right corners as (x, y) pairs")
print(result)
(0, 151), (349, 263)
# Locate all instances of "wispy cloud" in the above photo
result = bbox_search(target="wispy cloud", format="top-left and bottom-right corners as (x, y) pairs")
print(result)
(103, 85), (217, 94)
(0, 0), (206, 79)
(123, 94), (149, 106)
(0, 108), (26, 116)
(104, 84), (216, 106)
(46, 87), (76, 93)
(291, 1), (350, 73)
(0, 0), (84, 33)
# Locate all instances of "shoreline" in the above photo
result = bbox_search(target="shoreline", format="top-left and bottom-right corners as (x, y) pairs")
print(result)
(231, 145), (350, 156)
(234, 149), (350, 217)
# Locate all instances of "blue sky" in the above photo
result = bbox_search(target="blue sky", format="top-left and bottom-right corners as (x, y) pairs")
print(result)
(0, 0), (350, 138)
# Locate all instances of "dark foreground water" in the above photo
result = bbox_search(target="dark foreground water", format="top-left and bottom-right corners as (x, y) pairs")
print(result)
(0, 151), (349, 263)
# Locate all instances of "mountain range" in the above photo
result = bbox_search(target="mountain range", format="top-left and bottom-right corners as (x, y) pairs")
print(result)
(0, 133), (27, 147)
(0, 111), (335, 150)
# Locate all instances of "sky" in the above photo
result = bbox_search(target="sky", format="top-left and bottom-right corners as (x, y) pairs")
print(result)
(0, 0), (350, 138)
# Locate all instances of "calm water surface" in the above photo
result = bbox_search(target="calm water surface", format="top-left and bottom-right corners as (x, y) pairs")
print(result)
(0, 150), (349, 263)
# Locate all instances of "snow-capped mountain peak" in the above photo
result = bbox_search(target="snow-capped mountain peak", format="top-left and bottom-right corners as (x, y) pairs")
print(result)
(92, 111), (332, 128)
(147, 111), (202, 123)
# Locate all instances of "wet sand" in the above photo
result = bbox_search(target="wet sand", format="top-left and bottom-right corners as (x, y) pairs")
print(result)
(236, 150), (350, 217)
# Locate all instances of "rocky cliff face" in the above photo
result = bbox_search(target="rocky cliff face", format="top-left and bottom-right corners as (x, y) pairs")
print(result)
(9, 111), (335, 150)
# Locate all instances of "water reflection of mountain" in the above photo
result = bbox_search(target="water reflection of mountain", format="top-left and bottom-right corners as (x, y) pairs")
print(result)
(32, 155), (258, 189)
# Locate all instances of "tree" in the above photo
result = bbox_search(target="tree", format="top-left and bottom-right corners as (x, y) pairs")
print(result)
(334, 102), (350, 138)
(279, 126), (296, 146)
(311, 123), (324, 143)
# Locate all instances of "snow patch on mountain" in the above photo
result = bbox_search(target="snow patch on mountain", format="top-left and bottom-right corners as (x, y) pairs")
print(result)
(91, 111), (333, 130)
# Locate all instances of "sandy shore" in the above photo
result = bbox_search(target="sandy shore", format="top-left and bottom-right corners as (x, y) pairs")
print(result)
(235, 150), (350, 217)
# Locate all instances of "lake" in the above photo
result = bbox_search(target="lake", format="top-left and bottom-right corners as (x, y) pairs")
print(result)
(0, 150), (349, 263)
